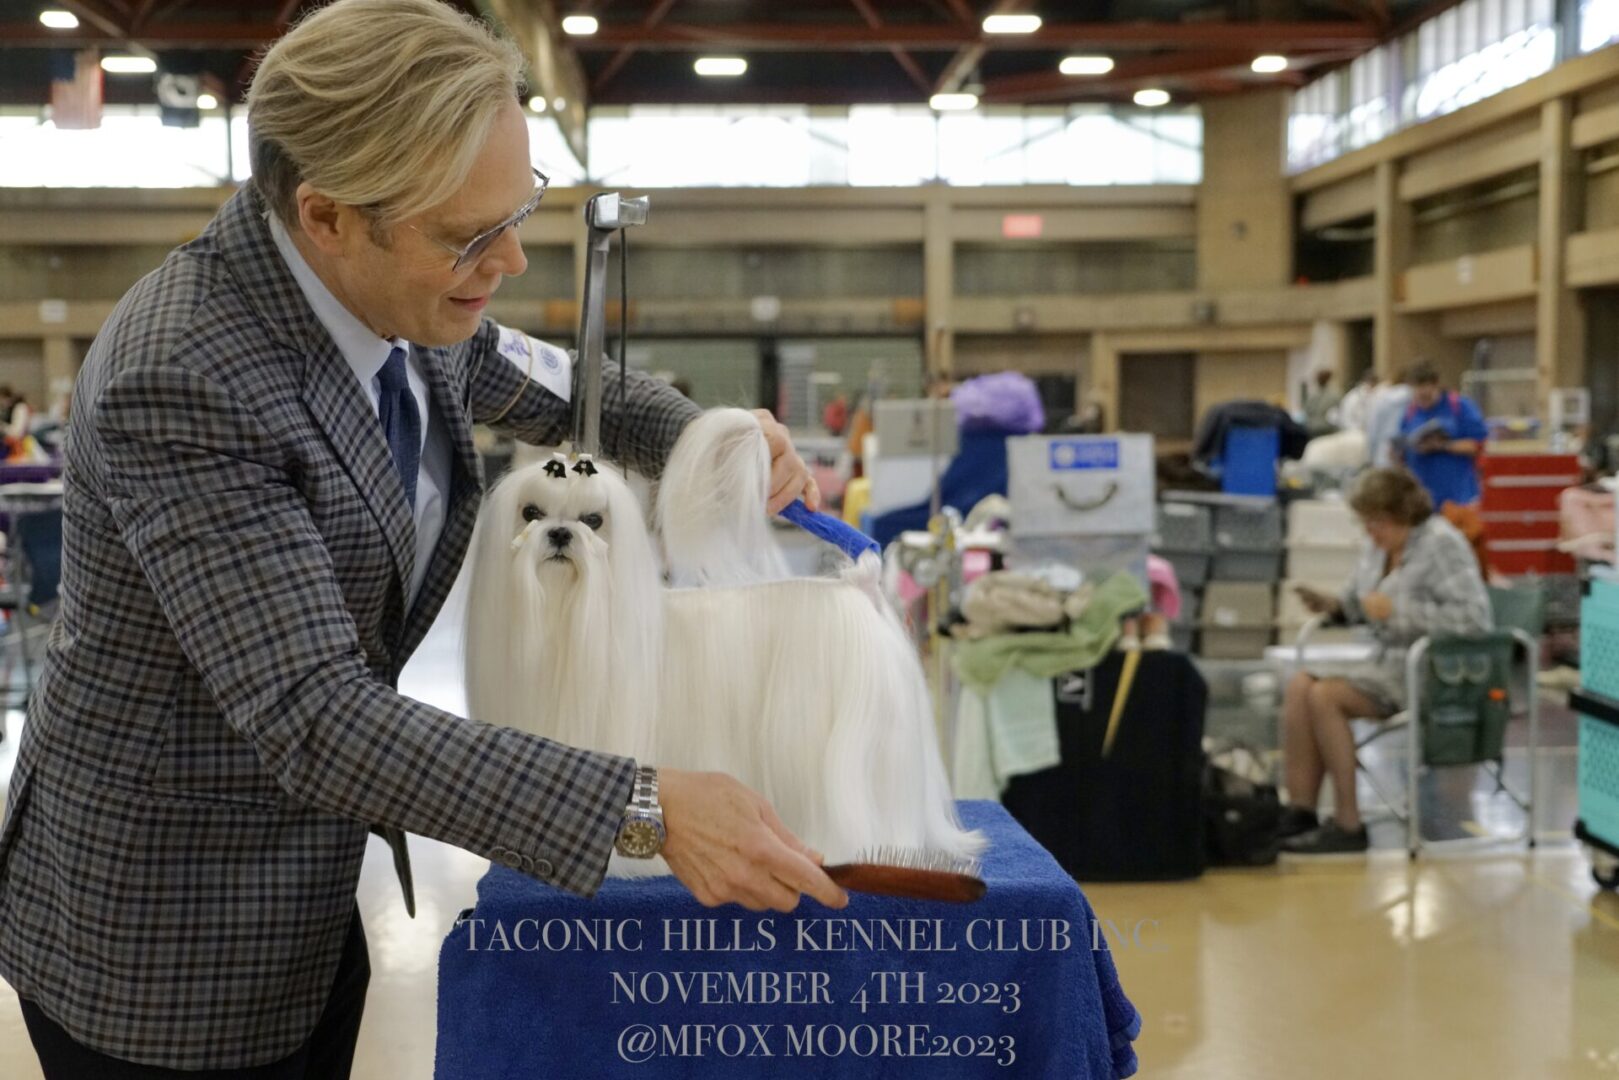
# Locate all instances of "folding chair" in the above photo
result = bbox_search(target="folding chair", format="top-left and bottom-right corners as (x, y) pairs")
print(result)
(1292, 583), (1543, 857)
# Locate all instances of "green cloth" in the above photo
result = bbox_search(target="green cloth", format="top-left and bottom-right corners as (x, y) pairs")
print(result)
(952, 669), (1061, 801)
(951, 571), (1150, 693)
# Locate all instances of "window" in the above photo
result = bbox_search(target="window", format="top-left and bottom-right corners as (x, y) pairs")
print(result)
(3, 104), (1203, 189)
(1581, 0), (1619, 51)
(1288, 0), (1560, 172)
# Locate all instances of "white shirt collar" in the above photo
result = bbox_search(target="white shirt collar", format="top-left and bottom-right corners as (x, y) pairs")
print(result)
(267, 211), (409, 389)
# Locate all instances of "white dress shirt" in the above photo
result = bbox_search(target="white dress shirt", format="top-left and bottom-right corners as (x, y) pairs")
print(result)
(1364, 383), (1413, 470)
(267, 213), (451, 605)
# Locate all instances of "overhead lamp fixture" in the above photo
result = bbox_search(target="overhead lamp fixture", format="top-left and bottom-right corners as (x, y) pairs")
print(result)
(552, 96), (568, 111)
(101, 55), (157, 75)
(38, 9), (79, 29)
(1251, 54), (1289, 73)
(1060, 55), (1115, 76)
(1133, 87), (1170, 107)
(694, 56), (747, 77)
(196, 93), (218, 110)
(528, 95), (548, 113)
(929, 92), (979, 111)
(561, 15), (598, 35)
(982, 14), (1042, 33)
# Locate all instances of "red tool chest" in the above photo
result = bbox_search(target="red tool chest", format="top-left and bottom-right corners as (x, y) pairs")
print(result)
(1479, 452), (1582, 576)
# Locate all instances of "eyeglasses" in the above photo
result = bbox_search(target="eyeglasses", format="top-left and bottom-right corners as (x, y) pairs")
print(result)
(409, 166), (549, 272)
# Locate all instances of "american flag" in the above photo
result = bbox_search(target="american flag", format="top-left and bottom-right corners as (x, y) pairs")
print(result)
(50, 49), (103, 130)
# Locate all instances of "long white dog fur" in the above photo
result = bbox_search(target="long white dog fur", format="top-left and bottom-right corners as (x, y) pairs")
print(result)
(464, 408), (983, 875)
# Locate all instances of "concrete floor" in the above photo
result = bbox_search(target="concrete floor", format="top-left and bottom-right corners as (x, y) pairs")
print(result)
(1, 582), (1616, 1078)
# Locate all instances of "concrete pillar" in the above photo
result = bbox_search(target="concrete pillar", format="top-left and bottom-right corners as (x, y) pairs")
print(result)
(1090, 333), (1119, 432)
(1198, 89), (1293, 290)
(1373, 160), (1466, 380)
(42, 335), (77, 390)
(1538, 96), (1586, 404)
(923, 191), (954, 380)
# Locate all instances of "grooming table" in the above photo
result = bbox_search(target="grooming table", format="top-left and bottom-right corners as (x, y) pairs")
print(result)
(436, 801), (1140, 1079)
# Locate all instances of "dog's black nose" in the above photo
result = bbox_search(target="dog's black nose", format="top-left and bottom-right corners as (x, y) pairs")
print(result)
(548, 527), (572, 548)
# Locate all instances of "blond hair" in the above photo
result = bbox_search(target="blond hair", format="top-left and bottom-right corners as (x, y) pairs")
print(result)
(246, 0), (525, 235)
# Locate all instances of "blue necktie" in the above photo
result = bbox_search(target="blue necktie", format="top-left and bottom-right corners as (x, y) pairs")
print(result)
(377, 346), (420, 511)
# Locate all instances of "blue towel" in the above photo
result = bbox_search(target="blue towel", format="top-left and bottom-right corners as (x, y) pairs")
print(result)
(436, 801), (1140, 1079)
(869, 431), (1010, 548)
(779, 499), (880, 561)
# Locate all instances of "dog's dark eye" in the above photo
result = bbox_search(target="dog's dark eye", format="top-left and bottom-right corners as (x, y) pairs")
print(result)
(580, 513), (604, 530)
(522, 504), (545, 522)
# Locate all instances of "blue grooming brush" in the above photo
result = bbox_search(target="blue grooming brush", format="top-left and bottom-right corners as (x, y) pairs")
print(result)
(779, 499), (880, 561)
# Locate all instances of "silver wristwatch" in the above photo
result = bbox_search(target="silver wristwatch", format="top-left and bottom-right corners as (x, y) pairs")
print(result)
(614, 766), (666, 858)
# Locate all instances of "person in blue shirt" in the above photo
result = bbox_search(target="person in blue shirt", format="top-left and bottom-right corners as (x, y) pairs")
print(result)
(1399, 362), (1488, 508)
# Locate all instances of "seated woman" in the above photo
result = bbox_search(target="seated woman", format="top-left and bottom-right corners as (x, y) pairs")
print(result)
(1280, 468), (1492, 855)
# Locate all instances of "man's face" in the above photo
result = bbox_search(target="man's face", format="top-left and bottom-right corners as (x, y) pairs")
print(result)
(1412, 381), (1442, 409)
(313, 97), (533, 347)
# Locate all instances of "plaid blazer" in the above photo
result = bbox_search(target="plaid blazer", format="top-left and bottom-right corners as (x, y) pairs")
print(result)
(0, 185), (700, 1069)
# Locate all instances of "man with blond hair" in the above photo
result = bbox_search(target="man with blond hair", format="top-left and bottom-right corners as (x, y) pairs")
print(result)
(0, 1), (841, 1074)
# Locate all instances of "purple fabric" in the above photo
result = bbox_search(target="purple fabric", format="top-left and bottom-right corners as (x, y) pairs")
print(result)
(950, 373), (1045, 435)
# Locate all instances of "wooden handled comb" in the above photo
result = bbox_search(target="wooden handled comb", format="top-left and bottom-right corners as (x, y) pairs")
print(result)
(823, 848), (987, 904)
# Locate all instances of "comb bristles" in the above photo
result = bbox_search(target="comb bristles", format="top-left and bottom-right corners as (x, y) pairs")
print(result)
(852, 847), (982, 879)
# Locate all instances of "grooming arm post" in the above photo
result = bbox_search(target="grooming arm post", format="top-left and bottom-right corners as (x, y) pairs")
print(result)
(571, 192), (650, 458)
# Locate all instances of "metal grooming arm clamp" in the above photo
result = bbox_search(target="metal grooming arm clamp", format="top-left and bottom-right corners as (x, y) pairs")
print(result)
(570, 192), (649, 457)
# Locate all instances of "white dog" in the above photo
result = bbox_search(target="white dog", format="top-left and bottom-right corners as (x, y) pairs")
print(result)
(464, 409), (983, 875)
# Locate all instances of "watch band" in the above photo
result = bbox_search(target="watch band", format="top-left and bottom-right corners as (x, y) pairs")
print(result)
(629, 765), (659, 812)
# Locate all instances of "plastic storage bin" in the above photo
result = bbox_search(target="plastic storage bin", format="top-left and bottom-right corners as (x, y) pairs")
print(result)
(1288, 544), (1362, 582)
(1582, 579), (1619, 699)
(1572, 688), (1619, 885)
(1201, 582), (1275, 659)
(1576, 577), (1619, 887)
(1213, 503), (1284, 551)
(1286, 500), (1359, 547)
(1200, 628), (1276, 659)
(1154, 503), (1213, 551)
(1219, 425), (1280, 497)
(1162, 550), (1211, 589)
(1212, 550), (1285, 583)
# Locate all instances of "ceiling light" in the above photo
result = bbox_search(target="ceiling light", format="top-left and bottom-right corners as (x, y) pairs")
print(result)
(552, 96), (568, 110)
(561, 15), (598, 35)
(38, 10), (79, 29)
(694, 57), (747, 77)
(1133, 88), (1170, 107)
(1251, 54), (1289, 73)
(929, 92), (979, 111)
(101, 55), (157, 75)
(196, 93), (218, 110)
(528, 96), (548, 113)
(982, 14), (1042, 33)
(1060, 55), (1115, 76)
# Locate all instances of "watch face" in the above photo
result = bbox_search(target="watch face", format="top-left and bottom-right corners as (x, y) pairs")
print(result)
(617, 818), (664, 858)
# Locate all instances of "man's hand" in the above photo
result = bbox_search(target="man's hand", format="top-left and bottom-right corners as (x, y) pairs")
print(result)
(1360, 591), (1394, 622)
(657, 767), (849, 913)
(752, 408), (820, 514)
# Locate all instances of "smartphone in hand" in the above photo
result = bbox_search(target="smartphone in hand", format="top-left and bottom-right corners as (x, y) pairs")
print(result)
(1294, 585), (1337, 615)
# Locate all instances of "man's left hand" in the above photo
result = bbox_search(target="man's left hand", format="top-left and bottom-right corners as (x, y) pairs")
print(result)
(753, 408), (821, 514)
